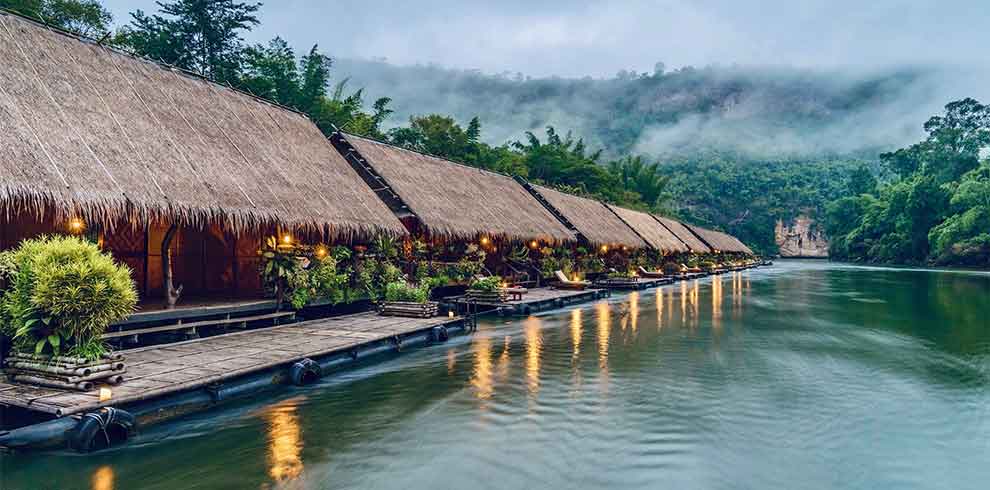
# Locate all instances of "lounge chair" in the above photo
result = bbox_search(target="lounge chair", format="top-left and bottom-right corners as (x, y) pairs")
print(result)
(554, 271), (591, 290)
(637, 266), (665, 279)
(680, 264), (703, 273)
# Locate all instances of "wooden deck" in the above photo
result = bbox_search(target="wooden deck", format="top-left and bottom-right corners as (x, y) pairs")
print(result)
(0, 313), (463, 418)
(444, 287), (608, 316)
(114, 298), (278, 326)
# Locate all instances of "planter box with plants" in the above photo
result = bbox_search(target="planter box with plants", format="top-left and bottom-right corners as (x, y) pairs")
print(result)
(0, 236), (137, 391)
(463, 277), (508, 303)
(379, 282), (438, 318)
(596, 272), (640, 287)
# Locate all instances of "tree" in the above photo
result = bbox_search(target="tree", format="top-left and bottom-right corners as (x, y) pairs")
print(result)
(830, 98), (990, 266)
(607, 155), (670, 208)
(1, 0), (112, 35)
(120, 0), (261, 85)
(881, 98), (990, 183)
(846, 164), (877, 195)
(389, 114), (477, 161)
(241, 37), (300, 106)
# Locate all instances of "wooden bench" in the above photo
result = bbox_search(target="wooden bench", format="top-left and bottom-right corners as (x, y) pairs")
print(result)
(102, 311), (297, 340)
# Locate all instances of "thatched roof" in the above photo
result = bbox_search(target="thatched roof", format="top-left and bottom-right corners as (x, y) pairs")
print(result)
(724, 233), (755, 255)
(0, 12), (406, 239)
(653, 216), (711, 253)
(342, 134), (576, 243)
(528, 184), (646, 248)
(686, 225), (752, 254)
(606, 205), (688, 253)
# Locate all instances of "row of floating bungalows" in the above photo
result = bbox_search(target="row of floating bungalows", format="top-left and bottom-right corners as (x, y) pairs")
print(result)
(0, 10), (754, 311)
(0, 10), (759, 451)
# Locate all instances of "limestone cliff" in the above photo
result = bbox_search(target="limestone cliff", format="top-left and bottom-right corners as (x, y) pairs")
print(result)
(775, 215), (829, 258)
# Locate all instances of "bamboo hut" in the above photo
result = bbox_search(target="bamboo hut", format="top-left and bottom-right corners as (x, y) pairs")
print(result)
(0, 12), (406, 304)
(525, 184), (647, 249)
(606, 205), (688, 254)
(332, 133), (576, 244)
(653, 216), (711, 254)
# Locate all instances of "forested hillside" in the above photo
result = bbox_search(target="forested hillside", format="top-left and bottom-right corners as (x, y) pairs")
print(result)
(824, 99), (990, 267)
(334, 58), (940, 160)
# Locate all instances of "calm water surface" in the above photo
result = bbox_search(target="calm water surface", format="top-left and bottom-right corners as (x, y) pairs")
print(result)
(2, 260), (989, 489)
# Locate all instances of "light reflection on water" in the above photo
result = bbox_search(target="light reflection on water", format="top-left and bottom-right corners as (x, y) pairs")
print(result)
(524, 317), (542, 399)
(90, 466), (113, 490)
(4, 261), (990, 490)
(265, 401), (304, 483)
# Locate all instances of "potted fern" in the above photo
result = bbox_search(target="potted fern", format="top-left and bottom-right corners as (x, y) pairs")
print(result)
(0, 236), (137, 391)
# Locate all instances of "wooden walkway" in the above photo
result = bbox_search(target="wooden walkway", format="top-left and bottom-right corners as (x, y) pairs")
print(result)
(0, 313), (463, 417)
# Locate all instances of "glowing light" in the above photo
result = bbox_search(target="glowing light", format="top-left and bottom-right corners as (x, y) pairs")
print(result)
(600, 245), (609, 253)
(281, 234), (293, 245)
(530, 240), (539, 249)
(98, 387), (112, 402)
(314, 245), (327, 258)
(68, 217), (85, 233)
(91, 466), (114, 490)
(480, 236), (491, 246)
(448, 311), (455, 318)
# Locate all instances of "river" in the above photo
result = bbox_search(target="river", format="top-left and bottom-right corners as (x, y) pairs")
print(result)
(2, 260), (988, 489)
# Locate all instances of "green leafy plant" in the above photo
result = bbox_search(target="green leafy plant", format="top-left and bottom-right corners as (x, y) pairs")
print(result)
(371, 234), (399, 260)
(383, 281), (431, 304)
(469, 276), (502, 292)
(260, 237), (308, 309)
(607, 270), (636, 279)
(309, 256), (349, 305)
(0, 235), (137, 360)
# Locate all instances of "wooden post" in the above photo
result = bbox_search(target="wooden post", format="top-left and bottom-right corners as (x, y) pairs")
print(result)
(162, 224), (184, 309)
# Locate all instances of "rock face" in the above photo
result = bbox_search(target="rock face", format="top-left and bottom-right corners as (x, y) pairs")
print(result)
(776, 215), (829, 258)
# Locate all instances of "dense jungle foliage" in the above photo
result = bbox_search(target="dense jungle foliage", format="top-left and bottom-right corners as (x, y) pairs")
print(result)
(824, 99), (990, 267)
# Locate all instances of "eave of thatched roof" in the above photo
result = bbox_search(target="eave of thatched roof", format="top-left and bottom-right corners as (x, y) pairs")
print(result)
(341, 133), (576, 243)
(653, 216), (711, 253)
(0, 12), (406, 240)
(606, 205), (688, 253)
(686, 224), (751, 254)
(528, 184), (647, 248)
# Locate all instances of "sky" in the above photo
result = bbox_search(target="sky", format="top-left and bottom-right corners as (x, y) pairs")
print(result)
(101, 0), (990, 78)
